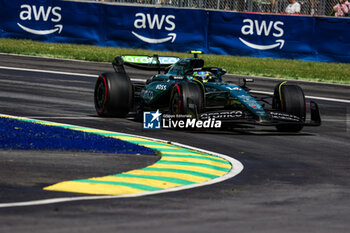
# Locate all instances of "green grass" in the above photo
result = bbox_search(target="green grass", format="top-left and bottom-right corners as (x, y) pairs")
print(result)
(1, 38), (350, 84)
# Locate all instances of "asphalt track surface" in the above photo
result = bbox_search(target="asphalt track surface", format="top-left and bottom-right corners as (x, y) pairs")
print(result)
(0, 54), (349, 232)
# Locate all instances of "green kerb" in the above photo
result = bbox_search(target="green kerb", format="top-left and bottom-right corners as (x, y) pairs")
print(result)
(161, 154), (230, 165)
(157, 160), (230, 172)
(142, 167), (219, 179)
(74, 179), (162, 191)
(110, 174), (195, 185)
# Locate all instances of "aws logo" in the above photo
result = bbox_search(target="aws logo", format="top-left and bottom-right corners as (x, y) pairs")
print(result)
(239, 19), (285, 50)
(18, 5), (62, 35)
(132, 13), (176, 44)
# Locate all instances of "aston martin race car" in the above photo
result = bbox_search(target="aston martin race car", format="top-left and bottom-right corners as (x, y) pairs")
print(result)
(94, 51), (321, 132)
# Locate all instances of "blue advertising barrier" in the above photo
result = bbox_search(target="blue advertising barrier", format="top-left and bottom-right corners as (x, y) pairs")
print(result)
(209, 12), (350, 63)
(0, 0), (207, 52)
(0, 0), (349, 63)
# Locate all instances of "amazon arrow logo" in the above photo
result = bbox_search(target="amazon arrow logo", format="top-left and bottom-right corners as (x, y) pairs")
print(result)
(18, 23), (62, 35)
(132, 13), (176, 44)
(240, 19), (285, 50)
(132, 31), (176, 44)
(239, 38), (284, 50)
(18, 5), (63, 35)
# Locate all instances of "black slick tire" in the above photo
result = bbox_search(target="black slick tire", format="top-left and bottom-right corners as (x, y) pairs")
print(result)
(94, 72), (132, 117)
(169, 82), (204, 117)
(273, 82), (306, 132)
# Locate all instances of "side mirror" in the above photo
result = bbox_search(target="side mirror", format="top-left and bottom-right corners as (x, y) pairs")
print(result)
(239, 78), (254, 90)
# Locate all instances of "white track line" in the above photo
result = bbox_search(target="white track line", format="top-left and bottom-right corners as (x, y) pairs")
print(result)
(250, 90), (350, 104)
(0, 65), (142, 83)
(0, 65), (97, 78)
(229, 73), (350, 87)
(1, 65), (349, 104)
(0, 114), (243, 208)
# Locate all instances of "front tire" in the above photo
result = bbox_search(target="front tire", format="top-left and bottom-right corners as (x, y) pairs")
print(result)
(273, 82), (306, 132)
(170, 82), (204, 117)
(94, 72), (132, 117)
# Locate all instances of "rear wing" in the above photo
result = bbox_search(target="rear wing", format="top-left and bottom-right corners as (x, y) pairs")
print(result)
(113, 55), (180, 73)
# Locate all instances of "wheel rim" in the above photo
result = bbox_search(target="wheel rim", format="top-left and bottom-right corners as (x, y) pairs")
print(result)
(171, 92), (180, 114)
(171, 85), (181, 114)
(95, 76), (107, 114)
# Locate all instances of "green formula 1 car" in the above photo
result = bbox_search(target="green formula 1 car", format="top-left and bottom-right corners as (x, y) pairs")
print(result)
(94, 51), (321, 132)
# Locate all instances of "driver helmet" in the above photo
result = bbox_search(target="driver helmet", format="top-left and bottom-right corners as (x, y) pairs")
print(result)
(193, 71), (212, 83)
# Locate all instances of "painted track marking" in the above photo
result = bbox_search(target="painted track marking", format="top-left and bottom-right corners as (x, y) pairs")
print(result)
(0, 114), (243, 208)
(0, 65), (349, 103)
(250, 90), (350, 104)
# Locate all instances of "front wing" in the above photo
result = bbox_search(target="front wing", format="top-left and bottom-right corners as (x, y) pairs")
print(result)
(198, 101), (321, 127)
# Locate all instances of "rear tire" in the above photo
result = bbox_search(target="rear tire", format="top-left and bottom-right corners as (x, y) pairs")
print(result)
(273, 82), (306, 132)
(170, 82), (204, 117)
(94, 72), (132, 117)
